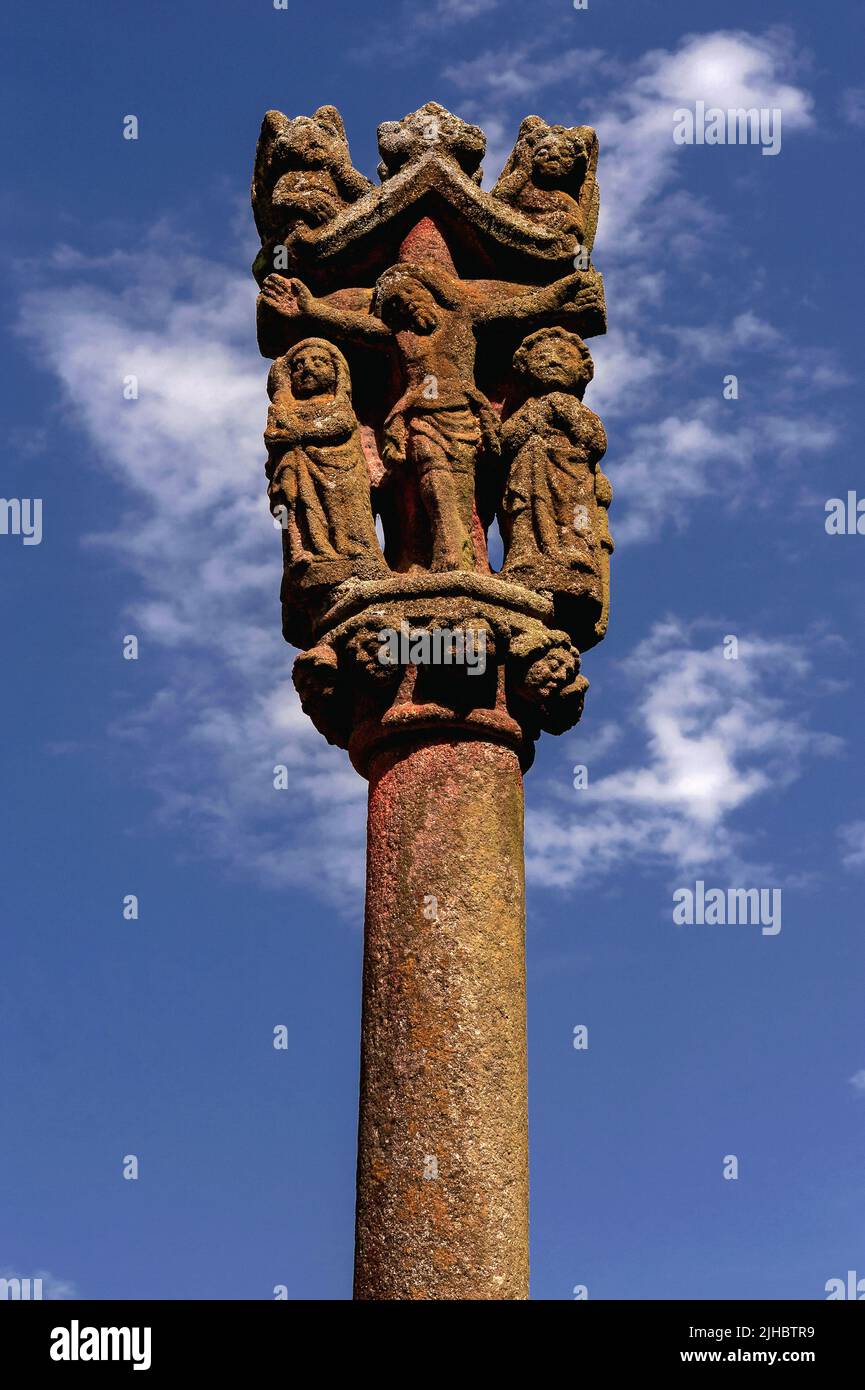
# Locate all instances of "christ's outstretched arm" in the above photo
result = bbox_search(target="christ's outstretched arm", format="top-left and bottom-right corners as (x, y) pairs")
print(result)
(473, 270), (603, 326)
(259, 274), (392, 345)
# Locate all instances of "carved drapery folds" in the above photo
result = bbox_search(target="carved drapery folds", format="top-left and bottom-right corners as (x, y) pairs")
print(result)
(253, 103), (612, 771)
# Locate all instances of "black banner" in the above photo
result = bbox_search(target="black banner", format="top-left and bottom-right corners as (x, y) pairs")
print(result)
(2, 1298), (860, 1375)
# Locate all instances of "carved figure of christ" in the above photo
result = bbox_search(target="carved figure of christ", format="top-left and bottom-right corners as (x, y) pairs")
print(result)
(259, 264), (600, 573)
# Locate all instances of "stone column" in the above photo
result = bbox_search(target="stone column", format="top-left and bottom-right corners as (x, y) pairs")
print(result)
(355, 735), (528, 1300)
(250, 100), (611, 1300)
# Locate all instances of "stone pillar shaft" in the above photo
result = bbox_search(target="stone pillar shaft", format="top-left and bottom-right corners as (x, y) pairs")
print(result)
(354, 736), (529, 1300)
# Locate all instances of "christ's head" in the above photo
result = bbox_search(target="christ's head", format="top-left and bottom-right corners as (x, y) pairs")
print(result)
(378, 279), (439, 334)
(373, 262), (461, 336)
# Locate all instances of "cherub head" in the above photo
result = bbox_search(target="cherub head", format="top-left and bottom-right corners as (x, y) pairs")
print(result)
(513, 327), (594, 398)
(377, 101), (486, 183)
(531, 125), (595, 186)
(507, 116), (597, 192)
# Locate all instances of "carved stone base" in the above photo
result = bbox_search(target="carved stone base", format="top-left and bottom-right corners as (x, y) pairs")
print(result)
(498, 557), (605, 651)
(291, 573), (589, 775)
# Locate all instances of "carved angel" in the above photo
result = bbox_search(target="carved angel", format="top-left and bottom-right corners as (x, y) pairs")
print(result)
(492, 116), (600, 253)
(251, 105), (371, 251)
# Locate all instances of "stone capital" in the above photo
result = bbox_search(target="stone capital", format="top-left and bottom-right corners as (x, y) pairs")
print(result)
(291, 572), (588, 776)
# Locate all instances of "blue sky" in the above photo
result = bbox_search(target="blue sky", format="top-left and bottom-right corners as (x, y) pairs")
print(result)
(1, 0), (863, 1300)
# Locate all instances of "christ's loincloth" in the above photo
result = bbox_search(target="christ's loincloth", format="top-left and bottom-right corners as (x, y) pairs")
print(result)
(407, 402), (483, 476)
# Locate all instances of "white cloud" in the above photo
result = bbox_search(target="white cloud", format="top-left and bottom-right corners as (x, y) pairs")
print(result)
(446, 45), (605, 106)
(443, 30), (840, 547)
(609, 399), (840, 544)
(584, 324), (666, 419)
(356, 0), (501, 61)
(663, 310), (783, 363)
(447, 28), (814, 249)
(611, 407), (745, 542)
(17, 231), (367, 909)
(526, 620), (840, 890)
(838, 820), (865, 870)
(841, 87), (865, 128)
(655, 311), (850, 394)
(429, 0), (500, 21)
(849, 1070), (865, 1095)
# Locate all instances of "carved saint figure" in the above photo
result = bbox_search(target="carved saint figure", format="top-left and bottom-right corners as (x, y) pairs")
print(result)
(499, 327), (612, 619)
(493, 116), (600, 252)
(265, 338), (385, 574)
(259, 261), (600, 573)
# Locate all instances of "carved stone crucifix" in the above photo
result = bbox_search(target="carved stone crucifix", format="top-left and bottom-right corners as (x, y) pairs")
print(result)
(251, 99), (612, 1300)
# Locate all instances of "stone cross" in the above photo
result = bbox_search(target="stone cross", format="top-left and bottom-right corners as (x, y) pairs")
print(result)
(251, 99), (612, 1300)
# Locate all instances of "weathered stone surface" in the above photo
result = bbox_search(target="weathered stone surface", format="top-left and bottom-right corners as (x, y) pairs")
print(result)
(291, 572), (587, 771)
(251, 101), (611, 1300)
(356, 737), (528, 1300)
(265, 337), (387, 649)
(252, 102), (609, 286)
(377, 101), (486, 185)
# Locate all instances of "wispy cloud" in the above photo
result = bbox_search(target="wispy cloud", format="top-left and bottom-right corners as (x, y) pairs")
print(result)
(17, 229), (367, 909)
(427, 0), (501, 22)
(444, 28), (841, 547)
(608, 399), (839, 545)
(445, 43), (607, 106)
(355, 0), (502, 64)
(526, 620), (841, 890)
(838, 820), (865, 870)
(841, 87), (865, 128)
